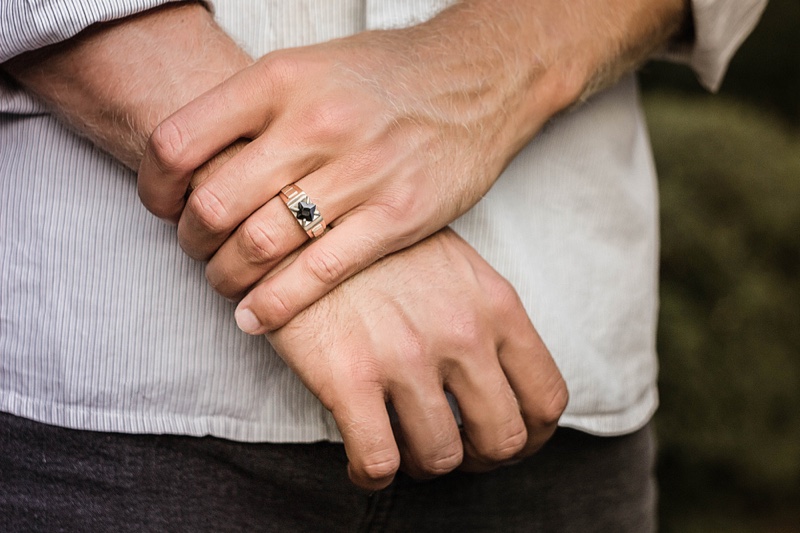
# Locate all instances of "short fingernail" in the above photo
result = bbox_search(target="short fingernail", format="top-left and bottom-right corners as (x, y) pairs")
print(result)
(235, 307), (263, 335)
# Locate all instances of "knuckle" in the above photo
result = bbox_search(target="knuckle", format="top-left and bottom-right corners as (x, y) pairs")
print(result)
(372, 187), (419, 226)
(365, 192), (424, 251)
(204, 262), (248, 301)
(541, 378), (569, 427)
(445, 310), (486, 354)
(385, 323), (426, 369)
(305, 247), (350, 286)
(239, 219), (282, 265)
(186, 187), (231, 235)
(257, 288), (295, 332)
(302, 101), (352, 143)
(487, 276), (521, 315)
(479, 424), (528, 463)
(259, 53), (299, 87)
(149, 118), (190, 173)
(419, 446), (463, 477)
(203, 265), (232, 298)
(360, 455), (401, 481)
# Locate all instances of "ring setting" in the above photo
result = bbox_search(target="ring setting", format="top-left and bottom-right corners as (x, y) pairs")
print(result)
(279, 184), (327, 238)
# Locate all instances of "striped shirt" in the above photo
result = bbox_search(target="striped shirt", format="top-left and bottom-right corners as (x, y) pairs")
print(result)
(0, 0), (767, 441)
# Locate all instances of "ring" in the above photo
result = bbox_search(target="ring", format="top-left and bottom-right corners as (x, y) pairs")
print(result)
(279, 184), (327, 238)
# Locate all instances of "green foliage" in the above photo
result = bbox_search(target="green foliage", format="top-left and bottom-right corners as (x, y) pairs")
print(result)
(645, 92), (800, 532)
(640, 0), (800, 126)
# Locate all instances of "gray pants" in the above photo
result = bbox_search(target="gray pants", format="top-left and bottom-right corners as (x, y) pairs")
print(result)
(0, 411), (656, 532)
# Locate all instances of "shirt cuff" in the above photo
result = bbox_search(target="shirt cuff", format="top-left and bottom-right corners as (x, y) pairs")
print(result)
(0, 1), (213, 114)
(657, 0), (768, 92)
(0, 0), (210, 63)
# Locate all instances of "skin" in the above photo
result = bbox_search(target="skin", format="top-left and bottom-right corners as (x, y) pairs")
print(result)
(135, 0), (689, 336)
(265, 228), (567, 489)
(1, 2), (568, 490)
(2, 0), (688, 489)
(2, 3), (253, 170)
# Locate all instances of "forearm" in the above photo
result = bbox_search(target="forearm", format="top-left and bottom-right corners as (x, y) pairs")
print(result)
(408, 0), (691, 166)
(1, 2), (252, 170)
(129, 0), (690, 330)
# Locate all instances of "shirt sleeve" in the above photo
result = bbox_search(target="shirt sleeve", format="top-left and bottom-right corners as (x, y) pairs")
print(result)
(0, 0), (205, 63)
(658, 0), (768, 92)
(0, 0), (211, 113)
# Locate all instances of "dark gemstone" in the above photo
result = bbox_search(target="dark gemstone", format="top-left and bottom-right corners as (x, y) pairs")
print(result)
(296, 200), (317, 222)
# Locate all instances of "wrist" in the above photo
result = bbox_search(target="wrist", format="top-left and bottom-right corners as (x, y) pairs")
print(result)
(2, 2), (252, 170)
(415, 0), (689, 152)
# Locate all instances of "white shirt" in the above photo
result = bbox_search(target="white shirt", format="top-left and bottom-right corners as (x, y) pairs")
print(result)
(0, 0), (767, 441)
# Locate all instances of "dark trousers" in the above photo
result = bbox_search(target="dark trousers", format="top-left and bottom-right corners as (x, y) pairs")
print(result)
(0, 411), (655, 532)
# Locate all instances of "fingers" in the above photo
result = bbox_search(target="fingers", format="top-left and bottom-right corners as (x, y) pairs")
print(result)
(233, 210), (390, 333)
(202, 161), (375, 298)
(137, 60), (280, 222)
(432, 235), (566, 470)
(329, 387), (401, 491)
(443, 335), (529, 472)
(177, 133), (322, 261)
(493, 281), (569, 458)
(388, 380), (463, 479)
(204, 197), (306, 298)
(260, 228), (565, 488)
(497, 327), (568, 457)
(268, 318), (402, 491)
(189, 139), (250, 190)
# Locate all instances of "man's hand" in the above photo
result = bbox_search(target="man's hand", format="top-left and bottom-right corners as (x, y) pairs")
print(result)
(0, 1), (570, 486)
(1, 2), (252, 169)
(266, 228), (568, 490)
(137, 0), (688, 335)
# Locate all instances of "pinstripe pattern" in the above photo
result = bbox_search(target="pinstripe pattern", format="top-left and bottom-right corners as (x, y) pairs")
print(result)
(0, 0), (764, 441)
(0, 0), (189, 62)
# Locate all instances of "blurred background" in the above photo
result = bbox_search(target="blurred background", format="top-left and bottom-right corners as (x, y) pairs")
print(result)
(638, 1), (800, 531)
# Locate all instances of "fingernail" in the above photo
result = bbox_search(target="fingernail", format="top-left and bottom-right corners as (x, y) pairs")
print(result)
(235, 307), (262, 335)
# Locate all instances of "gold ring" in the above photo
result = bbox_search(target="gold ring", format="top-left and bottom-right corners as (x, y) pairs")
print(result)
(279, 184), (326, 238)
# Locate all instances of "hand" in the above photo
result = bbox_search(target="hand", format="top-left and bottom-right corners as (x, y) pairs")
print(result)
(137, 2), (577, 335)
(265, 228), (568, 490)
(137, 0), (688, 336)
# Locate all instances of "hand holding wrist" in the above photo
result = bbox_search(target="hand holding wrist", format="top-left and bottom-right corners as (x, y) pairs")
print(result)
(138, 0), (689, 333)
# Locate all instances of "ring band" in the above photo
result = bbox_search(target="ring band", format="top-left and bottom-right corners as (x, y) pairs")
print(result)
(279, 184), (327, 239)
